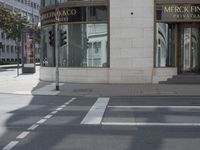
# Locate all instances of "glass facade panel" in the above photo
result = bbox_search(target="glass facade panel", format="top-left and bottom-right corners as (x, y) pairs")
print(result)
(41, 25), (55, 67)
(156, 23), (175, 67)
(180, 27), (200, 73)
(41, 0), (109, 68)
(58, 24), (107, 67)
(41, 23), (108, 67)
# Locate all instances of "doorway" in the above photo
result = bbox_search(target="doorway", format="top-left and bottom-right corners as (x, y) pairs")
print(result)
(179, 24), (200, 74)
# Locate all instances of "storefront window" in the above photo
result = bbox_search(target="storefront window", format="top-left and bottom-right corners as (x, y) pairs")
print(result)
(41, 2), (109, 68)
(156, 23), (175, 67)
(41, 25), (55, 67)
(58, 24), (107, 67)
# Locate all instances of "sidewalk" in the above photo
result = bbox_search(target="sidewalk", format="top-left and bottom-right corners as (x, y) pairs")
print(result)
(0, 67), (200, 96)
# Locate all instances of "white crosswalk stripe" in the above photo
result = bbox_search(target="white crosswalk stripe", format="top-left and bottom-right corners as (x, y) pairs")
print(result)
(81, 97), (110, 125)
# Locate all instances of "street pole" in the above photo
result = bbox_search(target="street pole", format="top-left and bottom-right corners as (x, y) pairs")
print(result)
(55, 23), (59, 90)
(55, 0), (60, 91)
(17, 45), (19, 76)
(17, 36), (21, 76)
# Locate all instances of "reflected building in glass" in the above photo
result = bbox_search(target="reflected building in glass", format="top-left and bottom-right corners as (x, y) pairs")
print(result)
(40, 0), (200, 83)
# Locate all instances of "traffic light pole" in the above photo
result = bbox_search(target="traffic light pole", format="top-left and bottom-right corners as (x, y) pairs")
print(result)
(55, 23), (59, 91)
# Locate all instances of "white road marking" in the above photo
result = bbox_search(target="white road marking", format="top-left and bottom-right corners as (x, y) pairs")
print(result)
(2, 97), (77, 150)
(71, 97), (76, 100)
(56, 107), (63, 111)
(16, 131), (30, 139)
(68, 98), (75, 103)
(37, 119), (47, 124)
(101, 122), (200, 127)
(44, 114), (53, 119)
(28, 124), (39, 131)
(60, 105), (66, 108)
(2, 141), (19, 150)
(65, 97), (76, 104)
(51, 110), (58, 114)
(108, 105), (200, 109)
(81, 97), (110, 125)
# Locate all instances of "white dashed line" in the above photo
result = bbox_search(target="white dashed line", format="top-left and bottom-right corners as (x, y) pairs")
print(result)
(71, 98), (76, 100)
(37, 119), (47, 124)
(56, 107), (63, 111)
(2, 141), (19, 150)
(51, 110), (58, 114)
(60, 105), (66, 108)
(44, 114), (53, 119)
(2, 97), (76, 150)
(28, 124), (39, 131)
(16, 131), (30, 139)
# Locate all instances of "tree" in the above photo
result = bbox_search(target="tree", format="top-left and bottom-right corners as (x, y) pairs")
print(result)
(0, 6), (31, 74)
(0, 6), (30, 41)
(33, 24), (41, 44)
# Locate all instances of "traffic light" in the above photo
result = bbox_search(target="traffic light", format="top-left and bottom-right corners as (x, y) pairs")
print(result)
(86, 38), (89, 48)
(60, 30), (67, 47)
(49, 30), (55, 47)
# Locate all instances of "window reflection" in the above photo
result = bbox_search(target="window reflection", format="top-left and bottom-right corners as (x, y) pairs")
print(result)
(41, 25), (55, 67)
(41, 0), (109, 68)
(156, 23), (175, 67)
(58, 24), (108, 67)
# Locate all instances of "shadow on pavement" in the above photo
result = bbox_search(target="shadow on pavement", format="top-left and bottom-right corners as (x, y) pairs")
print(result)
(1, 82), (200, 150)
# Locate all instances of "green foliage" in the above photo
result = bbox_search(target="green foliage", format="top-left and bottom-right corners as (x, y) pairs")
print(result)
(0, 6), (30, 41)
(33, 24), (41, 44)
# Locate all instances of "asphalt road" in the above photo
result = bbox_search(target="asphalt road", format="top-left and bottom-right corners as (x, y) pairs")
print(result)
(1, 94), (200, 150)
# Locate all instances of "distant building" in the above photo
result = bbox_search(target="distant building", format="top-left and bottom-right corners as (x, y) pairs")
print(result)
(0, 0), (40, 65)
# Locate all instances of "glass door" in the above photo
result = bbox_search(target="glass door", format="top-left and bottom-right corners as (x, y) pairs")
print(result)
(179, 26), (200, 73)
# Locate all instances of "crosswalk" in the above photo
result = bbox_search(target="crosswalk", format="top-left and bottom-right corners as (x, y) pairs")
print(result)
(2, 95), (200, 150)
(81, 97), (109, 125)
(80, 96), (200, 127)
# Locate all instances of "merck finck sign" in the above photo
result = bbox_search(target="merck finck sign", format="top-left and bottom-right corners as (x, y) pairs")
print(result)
(156, 4), (200, 21)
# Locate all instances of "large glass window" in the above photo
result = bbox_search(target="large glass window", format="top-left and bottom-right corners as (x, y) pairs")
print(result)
(41, 25), (55, 67)
(155, 23), (175, 67)
(41, 23), (108, 67)
(41, 2), (109, 68)
(58, 24), (107, 67)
